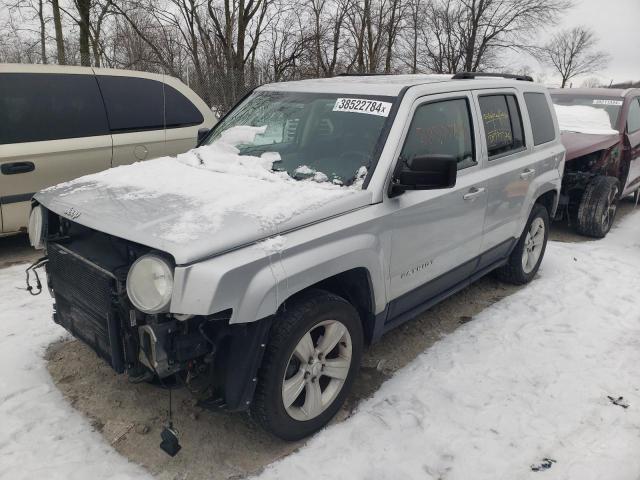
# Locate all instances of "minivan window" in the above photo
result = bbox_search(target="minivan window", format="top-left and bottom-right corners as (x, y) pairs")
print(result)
(400, 98), (476, 170)
(479, 94), (525, 158)
(627, 99), (640, 133)
(524, 92), (555, 145)
(0, 73), (109, 145)
(97, 75), (202, 132)
(165, 84), (204, 127)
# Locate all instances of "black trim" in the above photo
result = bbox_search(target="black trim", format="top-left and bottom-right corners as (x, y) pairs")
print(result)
(1, 162), (35, 175)
(221, 316), (273, 411)
(109, 122), (203, 134)
(198, 86), (258, 146)
(371, 238), (517, 342)
(453, 72), (533, 82)
(0, 192), (35, 204)
(362, 85), (410, 189)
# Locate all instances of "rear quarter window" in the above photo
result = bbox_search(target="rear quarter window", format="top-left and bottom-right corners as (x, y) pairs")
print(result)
(0, 72), (109, 144)
(524, 92), (556, 145)
(97, 75), (203, 132)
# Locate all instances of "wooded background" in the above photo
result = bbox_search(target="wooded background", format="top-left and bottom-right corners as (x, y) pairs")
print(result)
(1, 0), (620, 114)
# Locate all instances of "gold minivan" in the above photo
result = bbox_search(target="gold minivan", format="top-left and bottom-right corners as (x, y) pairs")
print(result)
(0, 64), (216, 236)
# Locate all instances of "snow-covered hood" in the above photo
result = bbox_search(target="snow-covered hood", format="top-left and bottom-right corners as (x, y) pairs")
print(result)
(35, 127), (372, 264)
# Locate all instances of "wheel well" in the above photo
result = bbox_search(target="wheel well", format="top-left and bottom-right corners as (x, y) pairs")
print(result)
(535, 190), (557, 218)
(282, 268), (376, 344)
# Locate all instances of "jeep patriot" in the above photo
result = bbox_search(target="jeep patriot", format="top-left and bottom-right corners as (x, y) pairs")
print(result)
(29, 72), (565, 441)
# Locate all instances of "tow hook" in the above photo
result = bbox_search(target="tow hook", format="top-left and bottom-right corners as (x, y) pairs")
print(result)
(25, 257), (48, 296)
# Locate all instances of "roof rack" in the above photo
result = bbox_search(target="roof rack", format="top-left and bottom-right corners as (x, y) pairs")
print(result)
(452, 72), (534, 82)
(336, 73), (389, 77)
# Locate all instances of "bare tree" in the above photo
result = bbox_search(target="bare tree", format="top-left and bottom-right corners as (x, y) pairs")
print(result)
(51, 0), (66, 63)
(537, 26), (609, 88)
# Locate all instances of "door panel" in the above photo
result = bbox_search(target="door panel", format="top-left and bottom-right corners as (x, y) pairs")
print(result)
(0, 71), (112, 233)
(0, 137), (112, 232)
(474, 90), (531, 251)
(477, 90), (558, 251)
(389, 168), (488, 303)
(388, 93), (487, 310)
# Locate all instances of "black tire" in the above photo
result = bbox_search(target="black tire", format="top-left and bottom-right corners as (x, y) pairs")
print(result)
(251, 289), (363, 441)
(576, 176), (619, 238)
(495, 203), (549, 285)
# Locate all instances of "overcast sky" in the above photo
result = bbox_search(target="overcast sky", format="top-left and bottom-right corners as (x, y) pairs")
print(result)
(510, 0), (640, 86)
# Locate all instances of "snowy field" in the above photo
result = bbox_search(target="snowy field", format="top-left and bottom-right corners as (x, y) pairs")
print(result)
(1, 210), (640, 480)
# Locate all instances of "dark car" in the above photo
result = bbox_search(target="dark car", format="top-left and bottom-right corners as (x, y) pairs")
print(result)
(551, 88), (640, 237)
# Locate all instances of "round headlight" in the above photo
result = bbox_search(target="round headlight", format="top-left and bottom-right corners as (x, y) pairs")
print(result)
(126, 254), (174, 314)
(28, 205), (45, 250)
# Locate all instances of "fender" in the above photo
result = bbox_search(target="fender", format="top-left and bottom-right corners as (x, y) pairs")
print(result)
(171, 210), (390, 323)
(515, 160), (562, 236)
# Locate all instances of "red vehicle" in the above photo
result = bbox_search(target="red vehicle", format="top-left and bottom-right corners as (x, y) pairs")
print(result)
(551, 88), (640, 237)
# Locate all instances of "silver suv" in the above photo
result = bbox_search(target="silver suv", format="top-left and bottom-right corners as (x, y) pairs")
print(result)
(30, 73), (564, 441)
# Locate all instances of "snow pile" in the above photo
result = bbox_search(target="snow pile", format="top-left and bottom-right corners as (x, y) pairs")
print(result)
(554, 105), (619, 135)
(47, 126), (361, 242)
(0, 266), (151, 480)
(257, 213), (640, 480)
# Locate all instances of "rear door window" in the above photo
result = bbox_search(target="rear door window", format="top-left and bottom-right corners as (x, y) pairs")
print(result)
(0, 72), (109, 145)
(97, 75), (203, 132)
(478, 94), (525, 159)
(400, 97), (476, 171)
(524, 92), (556, 145)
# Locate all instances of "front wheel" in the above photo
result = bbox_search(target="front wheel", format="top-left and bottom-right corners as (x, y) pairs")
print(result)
(496, 203), (549, 285)
(251, 290), (363, 441)
(576, 176), (619, 238)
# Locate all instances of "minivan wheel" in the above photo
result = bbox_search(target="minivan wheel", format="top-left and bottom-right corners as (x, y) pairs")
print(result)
(495, 204), (549, 285)
(251, 290), (363, 441)
(576, 176), (619, 238)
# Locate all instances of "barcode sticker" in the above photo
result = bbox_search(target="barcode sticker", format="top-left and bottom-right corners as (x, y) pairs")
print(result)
(333, 98), (393, 117)
(593, 99), (623, 106)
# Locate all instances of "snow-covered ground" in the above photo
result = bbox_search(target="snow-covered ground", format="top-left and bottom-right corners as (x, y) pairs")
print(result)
(1, 211), (640, 479)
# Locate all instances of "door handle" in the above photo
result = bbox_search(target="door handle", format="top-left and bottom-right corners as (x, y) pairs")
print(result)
(463, 187), (486, 201)
(520, 168), (536, 179)
(1, 162), (35, 175)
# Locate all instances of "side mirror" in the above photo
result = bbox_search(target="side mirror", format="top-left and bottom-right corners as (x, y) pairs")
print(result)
(390, 154), (457, 197)
(197, 127), (210, 145)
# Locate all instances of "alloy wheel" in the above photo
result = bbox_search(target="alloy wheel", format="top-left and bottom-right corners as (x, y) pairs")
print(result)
(522, 217), (545, 274)
(282, 320), (352, 421)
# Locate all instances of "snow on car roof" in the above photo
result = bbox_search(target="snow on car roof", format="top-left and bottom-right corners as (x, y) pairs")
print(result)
(259, 74), (454, 96)
(260, 74), (545, 96)
(550, 87), (629, 98)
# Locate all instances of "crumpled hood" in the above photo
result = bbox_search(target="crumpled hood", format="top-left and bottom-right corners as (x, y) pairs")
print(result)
(35, 150), (372, 264)
(560, 132), (621, 161)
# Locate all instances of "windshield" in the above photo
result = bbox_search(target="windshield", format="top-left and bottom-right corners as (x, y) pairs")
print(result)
(550, 94), (621, 130)
(205, 91), (395, 186)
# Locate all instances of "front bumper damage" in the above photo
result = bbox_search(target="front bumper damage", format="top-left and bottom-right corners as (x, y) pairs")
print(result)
(37, 223), (271, 412)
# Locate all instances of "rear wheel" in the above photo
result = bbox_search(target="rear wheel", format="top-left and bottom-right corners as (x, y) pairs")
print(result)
(576, 176), (619, 238)
(496, 203), (549, 285)
(251, 290), (363, 441)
